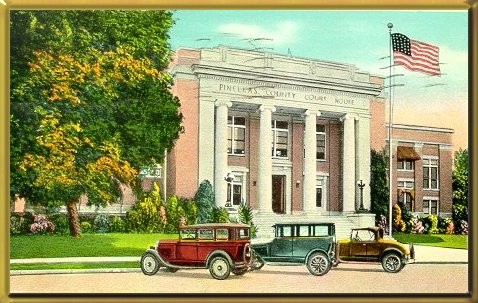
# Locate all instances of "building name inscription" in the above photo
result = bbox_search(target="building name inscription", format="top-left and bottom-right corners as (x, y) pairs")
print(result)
(218, 83), (359, 107)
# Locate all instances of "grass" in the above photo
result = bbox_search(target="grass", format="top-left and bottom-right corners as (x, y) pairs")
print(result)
(10, 233), (178, 259)
(393, 233), (468, 249)
(10, 262), (140, 271)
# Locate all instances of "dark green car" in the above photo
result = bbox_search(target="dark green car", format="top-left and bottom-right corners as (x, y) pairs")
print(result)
(250, 223), (336, 276)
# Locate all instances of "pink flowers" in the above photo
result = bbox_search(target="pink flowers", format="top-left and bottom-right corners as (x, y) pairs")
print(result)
(29, 214), (55, 234)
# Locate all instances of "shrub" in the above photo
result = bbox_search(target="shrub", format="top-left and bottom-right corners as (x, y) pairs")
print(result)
(237, 203), (258, 238)
(194, 180), (214, 224)
(445, 218), (455, 235)
(125, 182), (164, 233)
(93, 214), (109, 233)
(452, 204), (468, 233)
(376, 214), (389, 235)
(410, 215), (424, 234)
(164, 195), (180, 234)
(212, 207), (230, 223)
(109, 216), (125, 233)
(459, 220), (468, 235)
(10, 212), (35, 235)
(49, 214), (69, 235)
(398, 202), (412, 232)
(10, 215), (23, 235)
(179, 197), (197, 226)
(29, 214), (55, 234)
(392, 204), (406, 232)
(426, 214), (438, 234)
(80, 221), (93, 233)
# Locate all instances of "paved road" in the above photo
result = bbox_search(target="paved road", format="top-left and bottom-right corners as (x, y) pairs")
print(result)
(10, 263), (468, 294)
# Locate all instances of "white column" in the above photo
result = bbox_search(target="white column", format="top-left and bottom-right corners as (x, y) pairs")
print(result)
(257, 105), (276, 213)
(303, 110), (320, 212)
(341, 113), (356, 212)
(214, 100), (232, 208)
(358, 115), (371, 210)
(198, 98), (215, 186)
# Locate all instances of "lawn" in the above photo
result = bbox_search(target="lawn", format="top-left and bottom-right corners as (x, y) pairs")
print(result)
(10, 233), (178, 259)
(393, 233), (468, 249)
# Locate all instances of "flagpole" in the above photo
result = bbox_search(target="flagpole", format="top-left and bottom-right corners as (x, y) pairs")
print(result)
(387, 22), (394, 238)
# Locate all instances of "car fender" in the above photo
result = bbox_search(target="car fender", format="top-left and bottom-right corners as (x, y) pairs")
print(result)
(380, 247), (404, 259)
(206, 250), (233, 268)
(304, 248), (330, 264)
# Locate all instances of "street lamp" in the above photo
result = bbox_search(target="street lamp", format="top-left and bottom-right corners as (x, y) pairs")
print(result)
(224, 172), (234, 208)
(357, 180), (367, 212)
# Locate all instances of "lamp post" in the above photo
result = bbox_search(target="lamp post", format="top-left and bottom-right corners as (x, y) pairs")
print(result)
(357, 180), (367, 212)
(224, 172), (234, 208)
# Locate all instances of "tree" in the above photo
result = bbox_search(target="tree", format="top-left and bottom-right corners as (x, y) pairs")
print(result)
(370, 149), (390, 223)
(10, 11), (183, 237)
(452, 149), (468, 206)
(194, 180), (215, 224)
(452, 149), (468, 230)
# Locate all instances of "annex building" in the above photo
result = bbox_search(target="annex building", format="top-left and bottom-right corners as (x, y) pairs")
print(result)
(165, 46), (453, 238)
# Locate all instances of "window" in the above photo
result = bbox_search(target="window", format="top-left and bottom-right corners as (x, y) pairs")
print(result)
(226, 174), (244, 206)
(198, 229), (214, 240)
(423, 158), (439, 190)
(312, 225), (330, 237)
(216, 229), (229, 240)
(271, 120), (289, 158)
(423, 198), (438, 215)
(227, 116), (246, 155)
(316, 124), (326, 160)
(397, 179), (414, 211)
(398, 160), (414, 171)
(315, 177), (327, 208)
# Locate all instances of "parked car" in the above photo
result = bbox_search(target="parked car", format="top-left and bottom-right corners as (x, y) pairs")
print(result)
(140, 223), (252, 280)
(334, 227), (415, 273)
(250, 222), (336, 276)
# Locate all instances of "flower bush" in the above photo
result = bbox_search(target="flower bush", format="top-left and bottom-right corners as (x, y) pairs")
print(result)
(80, 221), (92, 233)
(376, 214), (389, 235)
(392, 204), (406, 232)
(409, 215), (425, 234)
(459, 220), (468, 235)
(29, 214), (55, 234)
(445, 218), (455, 235)
(427, 214), (439, 234)
(93, 214), (110, 233)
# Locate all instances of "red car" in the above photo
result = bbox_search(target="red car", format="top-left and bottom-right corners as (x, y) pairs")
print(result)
(140, 223), (252, 280)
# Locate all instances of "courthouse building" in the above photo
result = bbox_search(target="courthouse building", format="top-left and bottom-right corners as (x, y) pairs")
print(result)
(11, 46), (454, 238)
(166, 46), (453, 237)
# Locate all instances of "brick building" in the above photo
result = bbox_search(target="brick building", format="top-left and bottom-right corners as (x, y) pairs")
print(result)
(165, 46), (454, 237)
(11, 46), (454, 238)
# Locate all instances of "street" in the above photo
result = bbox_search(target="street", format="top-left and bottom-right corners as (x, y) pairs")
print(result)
(10, 263), (468, 294)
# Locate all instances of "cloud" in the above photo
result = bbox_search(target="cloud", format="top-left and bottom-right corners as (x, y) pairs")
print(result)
(217, 21), (298, 45)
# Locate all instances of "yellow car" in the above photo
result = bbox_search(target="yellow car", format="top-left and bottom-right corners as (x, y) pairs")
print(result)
(334, 227), (415, 273)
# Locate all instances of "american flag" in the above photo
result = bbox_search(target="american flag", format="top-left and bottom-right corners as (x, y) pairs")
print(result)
(391, 33), (441, 76)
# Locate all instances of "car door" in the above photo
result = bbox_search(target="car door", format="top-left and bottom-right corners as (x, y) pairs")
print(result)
(175, 228), (199, 265)
(349, 230), (368, 260)
(271, 225), (293, 260)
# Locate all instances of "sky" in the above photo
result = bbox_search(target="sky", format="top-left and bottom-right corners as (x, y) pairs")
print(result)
(168, 10), (468, 152)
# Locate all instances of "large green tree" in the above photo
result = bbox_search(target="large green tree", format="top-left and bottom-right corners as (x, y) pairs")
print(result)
(370, 149), (390, 223)
(10, 10), (183, 237)
(452, 148), (468, 227)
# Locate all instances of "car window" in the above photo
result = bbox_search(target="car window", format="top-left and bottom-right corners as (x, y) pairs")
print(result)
(237, 228), (250, 240)
(180, 229), (196, 240)
(313, 225), (330, 237)
(298, 225), (309, 237)
(198, 229), (214, 240)
(216, 228), (229, 240)
(352, 230), (375, 241)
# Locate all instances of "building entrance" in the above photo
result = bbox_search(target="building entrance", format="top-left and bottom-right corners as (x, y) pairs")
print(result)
(272, 175), (286, 214)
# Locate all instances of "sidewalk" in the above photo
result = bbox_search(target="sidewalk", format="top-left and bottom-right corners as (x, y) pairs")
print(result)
(10, 245), (468, 275)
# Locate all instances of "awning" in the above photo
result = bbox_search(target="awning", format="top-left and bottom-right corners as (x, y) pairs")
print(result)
(397, 146), (421, 161)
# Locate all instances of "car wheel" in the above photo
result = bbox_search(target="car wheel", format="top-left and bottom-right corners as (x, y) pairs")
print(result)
(209, 256), (231, 280)
(232, 268), (248, 276)
(306, 252), (331, 276)
(250, 250), (265, 271)
(140, 252), (160, 276)
(382, 253), (403, 273)
(243, 243), (252, 265)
